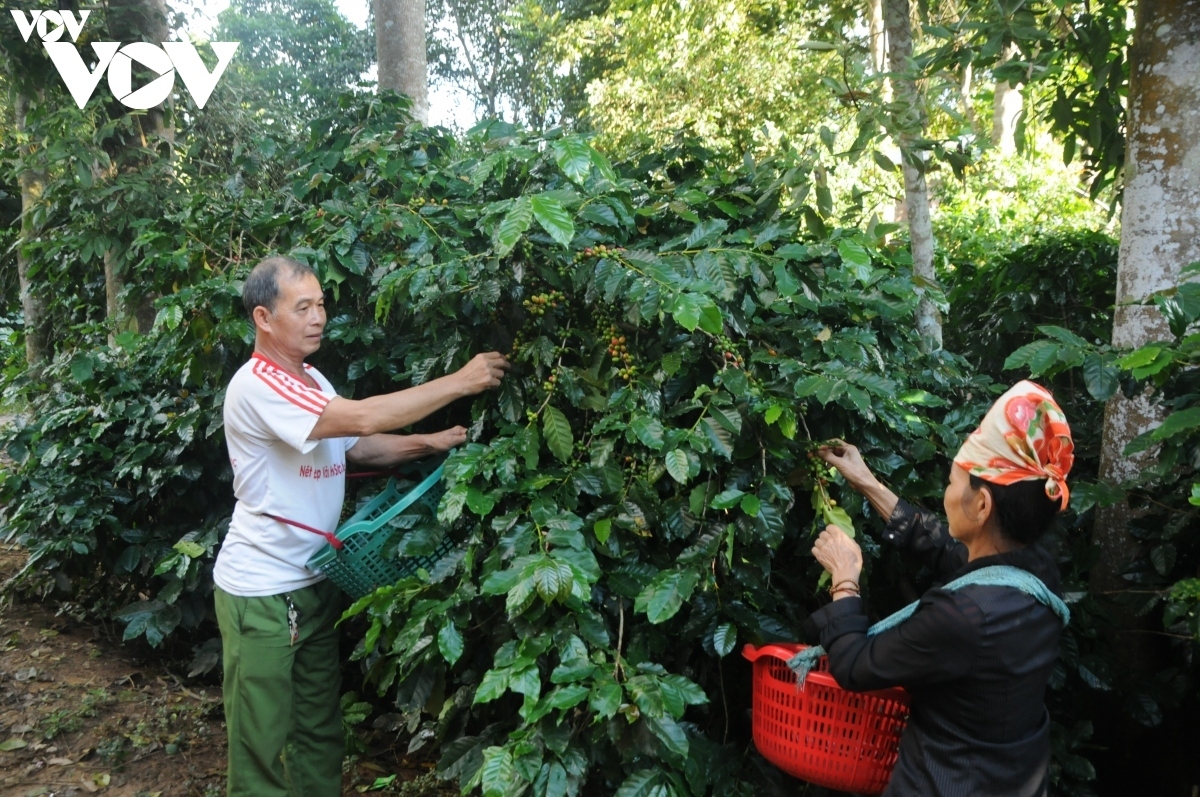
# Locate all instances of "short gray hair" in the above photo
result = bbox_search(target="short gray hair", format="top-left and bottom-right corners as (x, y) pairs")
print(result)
(243, 256), (317, 317)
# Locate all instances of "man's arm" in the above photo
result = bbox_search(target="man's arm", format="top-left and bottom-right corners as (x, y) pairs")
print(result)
(346, 427), (467, 467)
(310, 352), (508, 439)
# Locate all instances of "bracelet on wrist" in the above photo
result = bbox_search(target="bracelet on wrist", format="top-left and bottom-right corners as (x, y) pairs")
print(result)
(829, 579), (860, 594)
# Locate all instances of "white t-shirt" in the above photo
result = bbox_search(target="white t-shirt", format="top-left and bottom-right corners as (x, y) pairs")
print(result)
(213, 353), (359, 597)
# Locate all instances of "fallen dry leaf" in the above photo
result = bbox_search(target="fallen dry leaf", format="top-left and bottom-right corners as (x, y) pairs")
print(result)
(80, 772), (110, 792)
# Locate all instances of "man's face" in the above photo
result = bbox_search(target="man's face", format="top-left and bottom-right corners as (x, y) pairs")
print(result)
(268, 273), (326, 358)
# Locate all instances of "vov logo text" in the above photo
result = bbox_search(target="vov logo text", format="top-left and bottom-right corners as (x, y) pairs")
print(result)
(10, 9), (238, 110)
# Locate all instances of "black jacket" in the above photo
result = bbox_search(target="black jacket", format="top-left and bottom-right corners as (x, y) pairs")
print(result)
(804, 499), (1063, 797)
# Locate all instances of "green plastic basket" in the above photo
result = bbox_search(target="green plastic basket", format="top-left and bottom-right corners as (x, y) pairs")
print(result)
(306, 456), (454, 599)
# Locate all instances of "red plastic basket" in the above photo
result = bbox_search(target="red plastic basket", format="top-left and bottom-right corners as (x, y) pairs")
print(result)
(742, 643), (910, 795)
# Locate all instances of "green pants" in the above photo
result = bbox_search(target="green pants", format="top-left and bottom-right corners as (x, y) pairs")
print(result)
(214, 579), (344, 797)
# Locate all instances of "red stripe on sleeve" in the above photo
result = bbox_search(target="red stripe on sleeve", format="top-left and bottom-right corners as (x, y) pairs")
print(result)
(252, 359), (329, 415)
(268, 368), (331, 411)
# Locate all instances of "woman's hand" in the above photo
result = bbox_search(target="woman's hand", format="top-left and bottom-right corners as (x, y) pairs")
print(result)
(812, 524), (863, 588)
(817, 440), (876, 492)
(817, 440), (900, 520)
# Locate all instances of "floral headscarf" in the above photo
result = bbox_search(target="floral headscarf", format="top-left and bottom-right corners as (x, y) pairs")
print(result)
(953, 380), (1074, 509)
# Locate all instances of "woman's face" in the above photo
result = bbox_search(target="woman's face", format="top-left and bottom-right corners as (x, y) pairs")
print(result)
(944, 464), (985, 540)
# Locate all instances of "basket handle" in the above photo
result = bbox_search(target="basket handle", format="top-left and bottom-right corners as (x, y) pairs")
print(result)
(741, 643), (807, 663)
(269, 453), (451, 552)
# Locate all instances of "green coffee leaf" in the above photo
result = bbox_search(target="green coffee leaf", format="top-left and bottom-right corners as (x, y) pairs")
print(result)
(702, 417), (733, 458)
(495, 197), (532, 256)
(438, 623), (464, 665)
(439, 484), (469, 523)
(480, 747), (516, 797)
(635, 569), (701, 623)
(672, 293), (702, 331)
(630, 415), (665, 450)
(823, 504), (855, 537)
(1082, 354), (1119, 401)
(533, 557), (574, 603)
(474, 669), (510, 704)
(173, 540), (206, 558)
(530, 194), (575, 248)
(466, 486), (496, 516)
(543, 406), (573, 463)
(551, 137), (592, 184)
(664, 450), (689, 483)
(1148, 407), (1200, 443)
(590, 682), (622, 719)
(709, 489), (745, 509)
(712, 622), (737, 656)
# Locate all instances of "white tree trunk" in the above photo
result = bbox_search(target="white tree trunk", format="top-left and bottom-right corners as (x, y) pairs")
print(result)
(869, 0), (902, 224)
(1093, 0), (1200, 594)
(960, 60), (977, 130)
(884, 0), (941, 349)
(991, 41), (1023, 154)
(870, 0), (887, 81)
(374, 0), (429, 123)
(14, 90), (50, 366)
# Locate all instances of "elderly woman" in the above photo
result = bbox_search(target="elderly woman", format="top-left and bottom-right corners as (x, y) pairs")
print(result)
(804, 381), (1073, 797)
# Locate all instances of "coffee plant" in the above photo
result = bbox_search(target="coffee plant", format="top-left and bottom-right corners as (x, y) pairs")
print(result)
(2, 93), (998, 793)
(271, 102), (991, 796)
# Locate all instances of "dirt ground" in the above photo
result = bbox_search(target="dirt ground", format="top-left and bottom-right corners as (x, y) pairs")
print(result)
(0, 547), (445, 797)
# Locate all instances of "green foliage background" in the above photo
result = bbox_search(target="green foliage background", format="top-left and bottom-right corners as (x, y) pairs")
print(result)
(1, 94), (995, 795)
(2, 0), (1199, 792)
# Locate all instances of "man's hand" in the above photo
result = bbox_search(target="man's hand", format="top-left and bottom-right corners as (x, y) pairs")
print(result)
(455, 353), (510, 396)
(312, 353), (510, 440)
(427, 426), (467, 452)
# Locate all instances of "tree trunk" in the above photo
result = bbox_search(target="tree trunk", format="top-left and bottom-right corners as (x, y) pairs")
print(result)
(991, 41), (1022, 154)
(1093, 1), (1200, 600)
(960, 60), (977, 130)
(883, 0), (941, 349)
(101, 0), (173, 341)
(374, 0), (429, 123)
(104, 0), (173, 146)
(868, 0), (903, 223)
(870, 0), (887, 81)
(13, 90), (51, 366)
